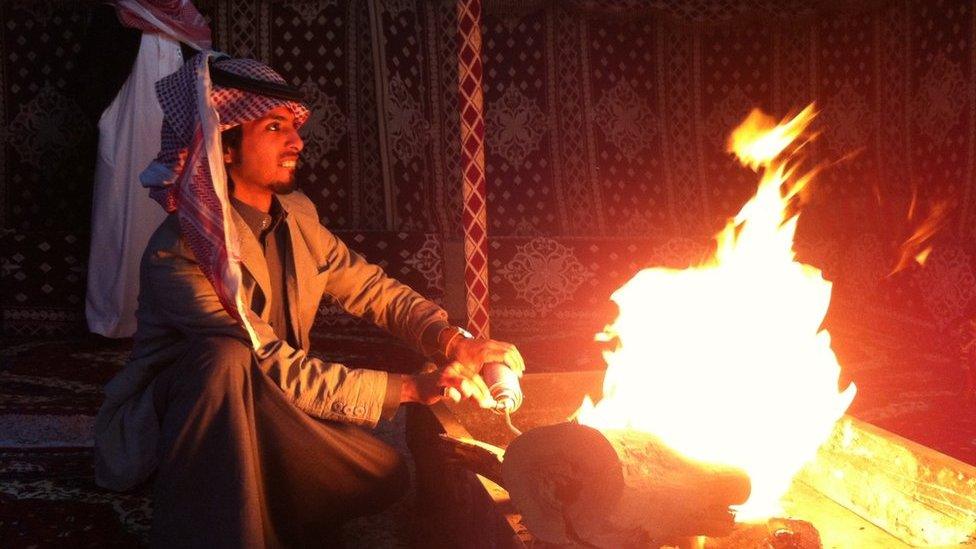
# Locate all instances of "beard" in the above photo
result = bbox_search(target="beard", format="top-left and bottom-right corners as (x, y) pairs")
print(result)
(270, 155), (299, 194)
(226, 146), (300, 195)
(269, 174), (297, 194)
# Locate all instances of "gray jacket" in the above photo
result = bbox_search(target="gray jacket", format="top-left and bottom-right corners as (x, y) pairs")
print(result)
(94, 191), (449, 491)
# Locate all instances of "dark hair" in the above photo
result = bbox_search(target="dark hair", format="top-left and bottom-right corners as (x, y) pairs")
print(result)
(221, 125), (242, 190)
(221, 125), (243, 152)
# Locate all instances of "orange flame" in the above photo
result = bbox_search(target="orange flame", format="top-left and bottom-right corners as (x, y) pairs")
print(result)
(890, 194), (949, 275)
(728, 105), (817, 171)
(577, 105), (855, 520)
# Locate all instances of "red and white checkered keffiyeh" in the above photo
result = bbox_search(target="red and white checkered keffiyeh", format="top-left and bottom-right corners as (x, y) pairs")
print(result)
(114, 0), (211, 49)
(140, 53), (309, 347)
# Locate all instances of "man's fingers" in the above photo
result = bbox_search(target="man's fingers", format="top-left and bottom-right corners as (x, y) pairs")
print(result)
(478, 345), (511, 366)
(445, 360), (475, 379)
(469, 374), (495, 408)
(481, 343), (526, 377)
(506, 346), (526, 376)
(442, 386), (462, 403)
(440, 362), (495, 408)
(455, 338), (527, 378)
(455, 373), (494, 407)
(481, 342), (508, 360)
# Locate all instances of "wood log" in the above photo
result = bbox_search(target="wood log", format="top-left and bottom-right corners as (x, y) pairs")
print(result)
(797, 416), (976, 547)
(702, 518), (822, 548)
(502, 422), (751, 548)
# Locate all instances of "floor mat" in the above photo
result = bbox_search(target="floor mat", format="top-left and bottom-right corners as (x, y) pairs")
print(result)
(1, 333), (974, 546)
(0, 447), (150, 548)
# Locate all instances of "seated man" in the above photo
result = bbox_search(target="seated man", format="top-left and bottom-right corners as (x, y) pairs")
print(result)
(94, 54), (524, 547)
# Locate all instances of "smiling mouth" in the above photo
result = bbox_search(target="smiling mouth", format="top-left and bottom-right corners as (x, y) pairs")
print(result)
(279, 159), (298, 168)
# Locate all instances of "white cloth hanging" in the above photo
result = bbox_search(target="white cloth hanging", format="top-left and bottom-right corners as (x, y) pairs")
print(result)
(85, 33), (184, 337)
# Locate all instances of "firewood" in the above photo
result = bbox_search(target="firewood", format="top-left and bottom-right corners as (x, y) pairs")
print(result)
(798, 416), (976, 547)
(703, 518), (822, 548)
(502, 422), (751, 548)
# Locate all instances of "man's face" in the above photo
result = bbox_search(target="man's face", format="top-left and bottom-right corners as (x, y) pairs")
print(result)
(225, 106), (304, 195)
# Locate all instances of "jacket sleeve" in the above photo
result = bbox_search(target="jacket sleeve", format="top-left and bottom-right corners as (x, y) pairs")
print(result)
(145, 238), (400, 427)
(314, 223), (452, 354)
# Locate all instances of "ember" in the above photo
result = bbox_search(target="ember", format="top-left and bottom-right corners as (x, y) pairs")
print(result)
(576, 105), (856, 519)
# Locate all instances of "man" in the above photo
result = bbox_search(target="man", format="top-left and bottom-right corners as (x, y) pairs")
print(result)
(94, 54), (525, 547)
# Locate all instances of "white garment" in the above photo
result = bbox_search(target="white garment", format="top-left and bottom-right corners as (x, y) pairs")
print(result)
(85, 33), (184, 337)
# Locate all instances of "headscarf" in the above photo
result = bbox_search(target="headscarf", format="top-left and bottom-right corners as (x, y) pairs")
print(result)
(114, 0), (212, 50)
(140, 53), (310, 347)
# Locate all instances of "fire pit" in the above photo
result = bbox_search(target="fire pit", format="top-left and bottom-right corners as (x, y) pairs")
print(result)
(405, 107), (974, 547)
(406, 371), (976, 548)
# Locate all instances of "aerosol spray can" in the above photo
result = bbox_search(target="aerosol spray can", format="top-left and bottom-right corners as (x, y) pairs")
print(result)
(481, 362), (523, 414)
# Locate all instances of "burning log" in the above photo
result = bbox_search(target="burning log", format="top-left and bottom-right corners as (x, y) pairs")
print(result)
(798, 416), (976, 546)
(501, 422), (751, 547)
(574, 105), (857, 522)
(705, 518), (822, 548)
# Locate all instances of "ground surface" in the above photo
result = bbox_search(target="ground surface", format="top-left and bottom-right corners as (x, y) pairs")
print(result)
(1, 332), (974, 547)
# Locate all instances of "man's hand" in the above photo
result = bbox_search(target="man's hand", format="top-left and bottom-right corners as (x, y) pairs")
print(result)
(401, 361), (496, 408)
(448, 337), (526, 377)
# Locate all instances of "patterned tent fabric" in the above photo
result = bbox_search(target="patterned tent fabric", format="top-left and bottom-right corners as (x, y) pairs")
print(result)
(484, 0), (885, 25)
(457, 0), (491, 338)
(4, 0), (976, 390)
(471, 0), (976, 370)
(5, 10), (976, 543)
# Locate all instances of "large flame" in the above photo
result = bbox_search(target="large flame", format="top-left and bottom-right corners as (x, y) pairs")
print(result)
(576, 105), (856, 519)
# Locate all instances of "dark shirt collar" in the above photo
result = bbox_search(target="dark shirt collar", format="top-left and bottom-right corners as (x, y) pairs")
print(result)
(231, 195), (285, 240)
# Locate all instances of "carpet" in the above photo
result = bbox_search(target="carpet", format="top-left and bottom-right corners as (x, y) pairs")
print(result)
(2, 332), (975, 546)
(0, 447), (150, 547)
(0, 333), (426, 547)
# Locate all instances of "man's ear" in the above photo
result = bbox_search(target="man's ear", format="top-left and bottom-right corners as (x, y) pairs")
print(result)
(223, 145), (235, 165)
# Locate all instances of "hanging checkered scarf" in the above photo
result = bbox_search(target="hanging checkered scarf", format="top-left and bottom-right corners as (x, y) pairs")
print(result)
(140, 53), (309, 347)
(114, 0), (212, 49)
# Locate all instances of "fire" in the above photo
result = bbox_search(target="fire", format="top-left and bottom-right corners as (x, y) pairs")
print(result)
(890, 191), (949, 274)
(576, 105), (856, 519)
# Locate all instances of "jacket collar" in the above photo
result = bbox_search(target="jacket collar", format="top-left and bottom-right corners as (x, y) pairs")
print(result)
(231, 207), (272, 304)
(230, 193), (309, 349)
(231, 195), (286, 241)
(230, 193), (301, 294)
